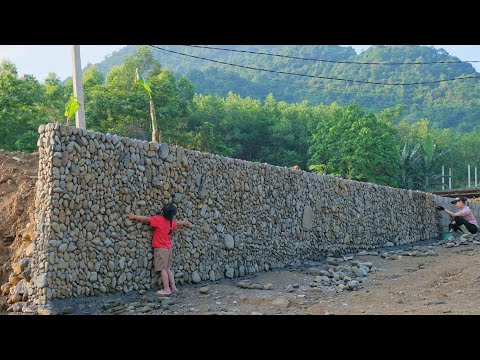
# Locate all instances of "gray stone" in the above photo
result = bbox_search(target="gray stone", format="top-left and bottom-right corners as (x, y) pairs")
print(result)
(302, 205), (314, 231)
(237, 280), (252, 289)
(307, 268), (322, 275)
(224, 234), (235, 250)
(159, 143), (169, 159)
(161, 299), (175, 308)
(35, 274), (47, 288)
(91, 204), (100, 214)
(152, 178), (162, 189)
(173, 193), (183, 203)
(271, 297), (290, 308)
(285, 285), (295, 292)
(354, 268), (365, 277)
(192, 271), (201, 284)
(62, 307), (75, 314)
(360, 262), (373, 268)
(199, 286), (209, 294)
(209, 270), (216, 281)
(58, 243), (68, 253)
(151, 157), (162, 166)
(37, 306), (58, 315)
(326, 258), (338, 266)
(225, 268), (235, 279)
(52, 158), (62, 167)
(427, 300), (446, 305)
(51, 222), (61, 233)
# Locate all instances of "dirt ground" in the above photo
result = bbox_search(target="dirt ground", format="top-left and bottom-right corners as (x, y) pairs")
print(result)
(0, 150), (37, 289)
(170, 241), (480, 315)
(32, 238), (480, 315)
(304, 245), (480, 315)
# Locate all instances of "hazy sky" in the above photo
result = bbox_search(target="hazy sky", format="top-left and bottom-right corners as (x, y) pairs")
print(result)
(0, 45), (479, 81)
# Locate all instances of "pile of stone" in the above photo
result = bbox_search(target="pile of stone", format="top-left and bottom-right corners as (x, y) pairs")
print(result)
(1, 224), (35, 309)
(307, 260), (375, 292)
(357, 246), (438, 259)
(442, 234), (480, 248)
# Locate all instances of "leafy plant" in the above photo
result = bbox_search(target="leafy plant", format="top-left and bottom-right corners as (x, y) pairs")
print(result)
(64, 96), (80, 125)
(135, 67), (159, 142)
(398, 142), (421, 189)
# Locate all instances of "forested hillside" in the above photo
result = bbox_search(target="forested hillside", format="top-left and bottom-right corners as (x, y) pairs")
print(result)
(2, 46), (480, 190)
(96, 45), (480, 130)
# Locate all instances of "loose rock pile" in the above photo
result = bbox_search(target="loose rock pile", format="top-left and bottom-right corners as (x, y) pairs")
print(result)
(307, 261), (375, 292)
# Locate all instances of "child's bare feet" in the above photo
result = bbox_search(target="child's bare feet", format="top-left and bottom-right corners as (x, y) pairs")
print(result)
(171, 287), (179, 293)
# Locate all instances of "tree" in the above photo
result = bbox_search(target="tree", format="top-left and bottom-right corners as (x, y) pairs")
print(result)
(83, 66), (104, 89)
(0, 61), (49, 152)
(308, 103), (400, 186)
(44, 72), (64, 121)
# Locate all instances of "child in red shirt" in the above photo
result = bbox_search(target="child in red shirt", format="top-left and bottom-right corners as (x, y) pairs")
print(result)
(127, 203), (192, 295)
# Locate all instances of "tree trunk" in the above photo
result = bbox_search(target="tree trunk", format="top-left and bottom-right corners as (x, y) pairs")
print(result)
(150, 97), (160, 143)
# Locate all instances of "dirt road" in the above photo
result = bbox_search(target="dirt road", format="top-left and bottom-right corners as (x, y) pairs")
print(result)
(18, 238), (479, 315)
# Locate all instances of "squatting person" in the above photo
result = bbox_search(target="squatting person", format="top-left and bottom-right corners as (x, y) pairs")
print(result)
(436, 196), (478, 235)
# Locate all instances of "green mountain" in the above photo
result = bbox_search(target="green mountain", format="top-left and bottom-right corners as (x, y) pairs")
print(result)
(97, 45), (480, 130)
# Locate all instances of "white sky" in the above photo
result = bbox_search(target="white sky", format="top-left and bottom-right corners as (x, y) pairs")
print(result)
(0, 45), (479, 81)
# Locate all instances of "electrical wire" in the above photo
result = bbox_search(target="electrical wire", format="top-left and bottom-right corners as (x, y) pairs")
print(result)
(148, 45), (480, 86)
(185, 45), (480, 65)
(150, 46), (401, 97)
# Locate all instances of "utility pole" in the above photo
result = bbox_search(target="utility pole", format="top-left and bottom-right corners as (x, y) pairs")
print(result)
(72, 45), (86, 129)
(442, 166), (445, 190)
(468, 165), (471, 188)
(449, 167), (452, 190)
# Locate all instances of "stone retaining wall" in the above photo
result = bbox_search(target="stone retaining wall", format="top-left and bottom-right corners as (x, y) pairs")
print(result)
(29, 123), (453, 304)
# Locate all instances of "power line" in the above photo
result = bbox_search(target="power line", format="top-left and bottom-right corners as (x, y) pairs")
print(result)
(185, 45), (480, 65)
(148, 45), (480, 86)
(151, 46), (404, 97)
(151, 46), (479, 102)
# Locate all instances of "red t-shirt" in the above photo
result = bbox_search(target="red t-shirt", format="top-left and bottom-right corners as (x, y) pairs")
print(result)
(150, 216), (177, 249)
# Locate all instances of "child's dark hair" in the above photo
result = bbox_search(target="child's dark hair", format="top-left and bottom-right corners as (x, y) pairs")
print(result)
(160, 203), (177, 235)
